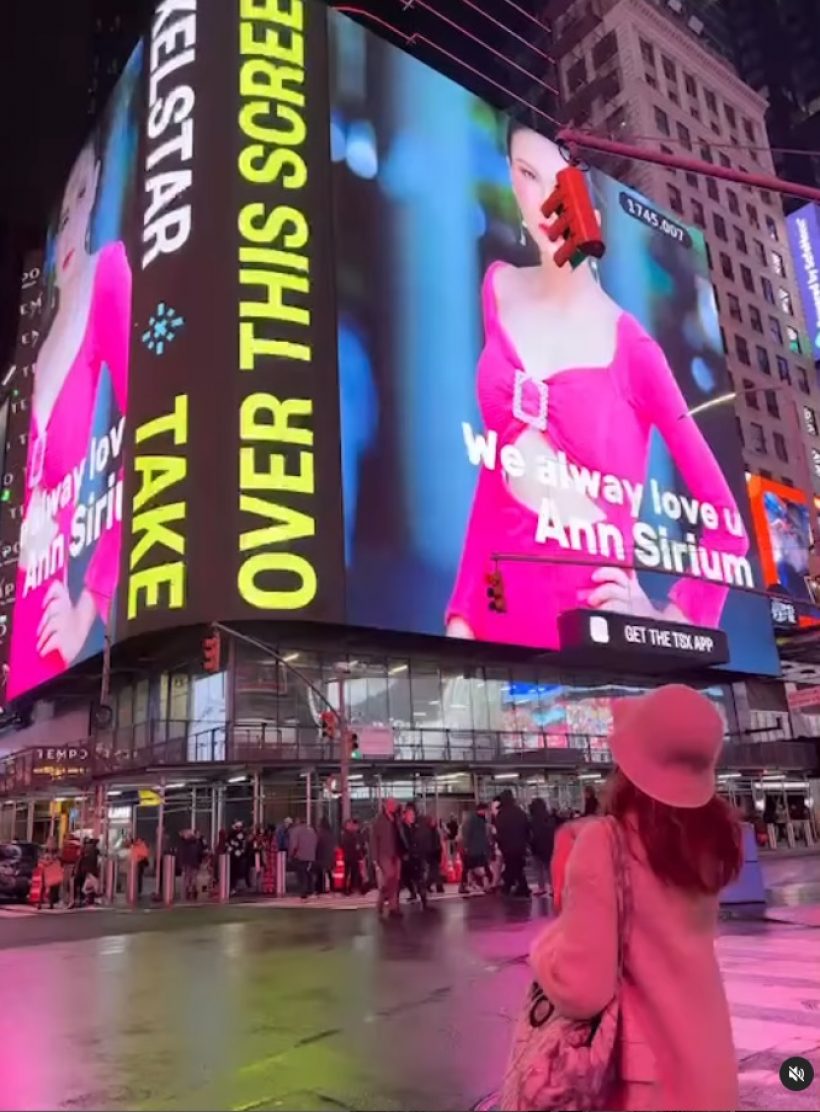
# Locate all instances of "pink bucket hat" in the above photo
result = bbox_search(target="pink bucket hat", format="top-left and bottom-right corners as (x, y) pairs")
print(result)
(609, 684), (724, 809)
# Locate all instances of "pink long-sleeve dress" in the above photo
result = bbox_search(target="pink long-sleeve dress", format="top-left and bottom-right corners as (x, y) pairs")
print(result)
(7, 241), (131, 699)
(446, 261), (748, 647)
(532, 818), (739, 1111)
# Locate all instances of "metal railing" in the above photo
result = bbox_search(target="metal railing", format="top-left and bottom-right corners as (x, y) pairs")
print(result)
(1, 718), (817, 795)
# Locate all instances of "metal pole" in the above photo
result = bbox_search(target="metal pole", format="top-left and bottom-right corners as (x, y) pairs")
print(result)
(252, 771), (261, 827)
(339, 675), (351, 823)
(191, 785), (197, 831)
(210, 784), (218, 847)
(305, 769), (312, 827)
(155, 780), (166, 897)
(25, 799), (34, 842)
(557, 127), (820, 205)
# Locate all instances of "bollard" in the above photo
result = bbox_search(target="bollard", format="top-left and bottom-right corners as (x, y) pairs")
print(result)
(767, 823), (777, 850)
(126, 856), (139, 906)
(276, 850), (287, 897)
(218, 853), (230, 903)
(786, 821), (796, 849)
(104, 856), (117, 904)
(162, 854), (176, 906)
(804, 819), (815, 847)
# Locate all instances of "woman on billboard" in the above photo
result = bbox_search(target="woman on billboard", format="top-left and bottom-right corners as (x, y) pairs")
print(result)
(8, 133), (131, 699)
(446, 122), (747, 648)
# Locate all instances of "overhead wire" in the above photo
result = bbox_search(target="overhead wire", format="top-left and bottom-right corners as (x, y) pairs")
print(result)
(452, 0), (555, 64)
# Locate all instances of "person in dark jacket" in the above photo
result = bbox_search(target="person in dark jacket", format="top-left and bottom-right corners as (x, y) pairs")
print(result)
(459, 803), (492, 893)
(528, 797), (557, 896)
(227, 822), (248, 895)
(494, 789), (530, 897)
(425, 814), (444, 894)
(399, 803), (430, 909)
(315, 817), (337, 894)
(371, 798), (402, 917)
(177, 830), (204, 900)
(583, 786), (600, 816)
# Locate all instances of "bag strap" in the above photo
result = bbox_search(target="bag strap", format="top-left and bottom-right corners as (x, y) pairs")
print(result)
(606, 817), (632, 986)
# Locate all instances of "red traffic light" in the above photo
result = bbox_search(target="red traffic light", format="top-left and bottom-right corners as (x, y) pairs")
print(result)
(541, 165), (605, 269)
(202, 629), (221, 673)
(485, 569), (507, 613)
(346, 731), (361, 759)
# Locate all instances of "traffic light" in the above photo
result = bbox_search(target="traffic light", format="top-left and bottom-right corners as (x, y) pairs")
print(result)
(486, 569), (507, 612)
(202, 628), (221, 673)
(347, 731), (361, 760)
(320, 710), (338, 740)
(541, 166), (605, 269)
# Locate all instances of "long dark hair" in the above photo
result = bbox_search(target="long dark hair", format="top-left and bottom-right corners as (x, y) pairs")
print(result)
(605, 768), (742, 895)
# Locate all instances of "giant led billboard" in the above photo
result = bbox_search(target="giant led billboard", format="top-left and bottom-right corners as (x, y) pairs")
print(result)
(4, 0), (779, 701)
(786, 203), (820, 363)
(327, 7), (776, 675)
(747, 475), (815, 603)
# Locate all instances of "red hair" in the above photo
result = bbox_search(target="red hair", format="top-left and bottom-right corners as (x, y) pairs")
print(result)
(605, 769), (743, 895)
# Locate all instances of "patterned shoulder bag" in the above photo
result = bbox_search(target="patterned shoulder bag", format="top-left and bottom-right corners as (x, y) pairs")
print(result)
(498, 818), (632, 1112)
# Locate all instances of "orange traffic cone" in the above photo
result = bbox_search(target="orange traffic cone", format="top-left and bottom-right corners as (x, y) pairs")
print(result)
(332, 847), (346, 892)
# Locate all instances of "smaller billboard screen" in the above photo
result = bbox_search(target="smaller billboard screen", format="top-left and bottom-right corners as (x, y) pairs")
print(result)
(786, 204), (820, 363)
(747, 475), (815, 604)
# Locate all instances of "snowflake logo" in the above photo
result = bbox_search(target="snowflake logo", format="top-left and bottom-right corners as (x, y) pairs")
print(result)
(141, 302), (185, 356)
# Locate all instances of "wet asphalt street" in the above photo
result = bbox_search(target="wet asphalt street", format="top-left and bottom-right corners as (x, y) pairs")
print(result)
(0, 856), (818, 1112)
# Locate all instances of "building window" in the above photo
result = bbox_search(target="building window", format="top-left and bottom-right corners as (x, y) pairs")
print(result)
(724, 103), (737, 129)
(776, 355), (791, 384)
(692, 199), (705, 227)
(735, 416), (744, 446)
(771, 251), (786, 277)
(713, 213), (727, 241)
(700, 143), (713, 164)
(726, 189), (739, 216)
(765, 214), (779, 241)
(706, 178), (719, 202)
(727, 292), (742, 322)
(718, 152), (731, 169)
(691, 105), (701, 121)
(765, 389), (779, 418)
(654, 106), (670, 136)
(704, 88), (718, 113)
(684, 72), (697, 97)
(813, 448), (820, 479)
(645, 71), (657, 88)
(804, 406), (819, 436)
(747, 204), (760, 230)
(735, 334), (750, 365)
(750, 422), (766, 453)
(743, 118), (755, 143)
(773, 431), (788, 462)
(740, 264), (754, 292)
(761, 276), (775, 304)
(720, 252), (734, 280)
(661, 54), (676, 82)
(640, 38), (655, 66)
(753, 239), (765, 264)
(676, 121), (692, 150)
(787, 326), (801, 354)
(668, 87), (679, 105)
(731, 228), (746, 254)
(769, 316), (783, 344)
(706, 242), (713, 269)
(668, 184), (683, 214)
(779, 289), (794, 316)
(756, 345), (771, 375)
(720, 326), (728, 353)
(660, 144), (677, 172)
(685, 171), (698, 190)
(798, 366), (810, 393)
(742, 377), (758, 406)
(749, 304), (763, 333)
(567, 56), (588, 93)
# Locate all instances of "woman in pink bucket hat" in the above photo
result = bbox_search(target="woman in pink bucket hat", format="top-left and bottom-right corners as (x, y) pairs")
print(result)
(530, 684), (743, 1111)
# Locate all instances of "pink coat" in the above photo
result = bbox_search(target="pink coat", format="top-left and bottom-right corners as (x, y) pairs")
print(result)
(530, 818), (738, 1111)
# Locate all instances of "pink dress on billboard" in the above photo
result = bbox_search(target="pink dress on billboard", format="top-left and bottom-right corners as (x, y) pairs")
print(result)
(8, 242), (131, 699)
(446, 262), (748, 648)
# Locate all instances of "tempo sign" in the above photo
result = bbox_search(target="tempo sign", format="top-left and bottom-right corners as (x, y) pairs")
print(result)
(786, 204), (820, 361)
